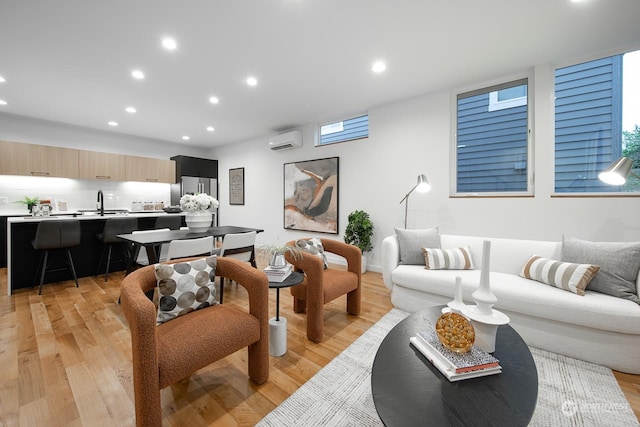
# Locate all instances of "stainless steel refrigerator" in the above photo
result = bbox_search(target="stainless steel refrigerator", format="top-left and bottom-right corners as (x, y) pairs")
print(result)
(171, 176), (218, 226)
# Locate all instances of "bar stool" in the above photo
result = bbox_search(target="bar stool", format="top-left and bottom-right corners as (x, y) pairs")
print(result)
(32, 219), (81, 295)
(96, 217), (138, 281)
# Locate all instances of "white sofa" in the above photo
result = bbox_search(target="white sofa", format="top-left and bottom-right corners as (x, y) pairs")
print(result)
(382, 233), (640, 374)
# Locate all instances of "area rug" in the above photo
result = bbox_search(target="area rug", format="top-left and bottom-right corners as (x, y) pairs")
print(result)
(257, 309), (639, 427)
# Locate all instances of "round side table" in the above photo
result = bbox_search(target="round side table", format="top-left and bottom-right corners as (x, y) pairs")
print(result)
(268, 271), (304, 356)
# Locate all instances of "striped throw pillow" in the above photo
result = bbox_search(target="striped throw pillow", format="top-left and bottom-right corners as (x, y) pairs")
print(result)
(422, 247), (474, 270)
(520, 255), (600, 296)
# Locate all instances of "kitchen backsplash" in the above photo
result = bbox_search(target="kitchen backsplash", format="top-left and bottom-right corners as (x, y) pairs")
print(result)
(0, 175), (171, 214)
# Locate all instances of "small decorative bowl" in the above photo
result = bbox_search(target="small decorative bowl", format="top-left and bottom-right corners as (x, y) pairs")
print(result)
(435, 312), (475, 353)
(163, 206), (182, 213)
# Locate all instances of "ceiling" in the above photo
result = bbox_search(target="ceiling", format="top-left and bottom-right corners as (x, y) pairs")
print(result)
(1, 0), (639, 149)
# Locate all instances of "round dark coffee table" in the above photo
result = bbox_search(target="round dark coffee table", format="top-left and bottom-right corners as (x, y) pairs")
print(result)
(371, 306), (538, 426)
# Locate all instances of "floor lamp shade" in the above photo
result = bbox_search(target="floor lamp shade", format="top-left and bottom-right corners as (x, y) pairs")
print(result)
(598, 157), (634, 185)
(400, 174), (431, 228)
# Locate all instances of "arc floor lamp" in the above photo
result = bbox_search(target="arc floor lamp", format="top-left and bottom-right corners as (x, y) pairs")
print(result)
(399, 174), (431, 228)
(598, 156), (639, 185)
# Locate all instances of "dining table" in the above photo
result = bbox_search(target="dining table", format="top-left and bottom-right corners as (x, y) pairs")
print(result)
(117, 225), (264, 265)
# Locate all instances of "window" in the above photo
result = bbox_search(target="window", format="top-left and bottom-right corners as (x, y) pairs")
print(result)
(455, 79), (531, 194)
(554, 50), (640, 193)
(317, 114), (368, 146)
(488, 85), (528, 111)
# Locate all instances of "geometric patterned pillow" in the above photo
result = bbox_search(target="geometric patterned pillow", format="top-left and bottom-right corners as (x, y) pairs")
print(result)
(295, 237), (329, 269)
(422, 246), (474, 270)
(520, 255), (600, 296)
(154, 256), (218, 324)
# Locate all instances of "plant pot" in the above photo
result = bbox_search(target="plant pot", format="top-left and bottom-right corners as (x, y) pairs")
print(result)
(361, 254), (367, 274)
(185, 211), (212, 232)
(269, 253), (287, 269)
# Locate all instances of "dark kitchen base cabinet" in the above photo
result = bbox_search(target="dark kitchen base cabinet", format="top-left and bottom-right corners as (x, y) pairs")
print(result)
(8, 215), (185, 292)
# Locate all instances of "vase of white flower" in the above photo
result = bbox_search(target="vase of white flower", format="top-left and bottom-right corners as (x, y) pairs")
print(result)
(180, 193), (219, 232)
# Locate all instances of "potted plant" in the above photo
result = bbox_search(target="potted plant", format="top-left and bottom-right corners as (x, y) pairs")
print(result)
(344, 210), (374, 273)
(16, 195), (39, 213)
(179, 193), (219, 232)
(258, 244), (302, 269)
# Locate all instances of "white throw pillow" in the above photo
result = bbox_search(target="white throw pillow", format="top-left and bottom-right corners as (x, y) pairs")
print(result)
(520, 255), (600, 296)
(422, 247), (474, 270)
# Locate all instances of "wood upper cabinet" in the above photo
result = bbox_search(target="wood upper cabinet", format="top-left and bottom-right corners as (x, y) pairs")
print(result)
(0, 141), (29, 176)
(79, 151), (126, 181)
(1, 141), (176, 183)
(0, 140), (78, 178)
(125, 156), (175, 183)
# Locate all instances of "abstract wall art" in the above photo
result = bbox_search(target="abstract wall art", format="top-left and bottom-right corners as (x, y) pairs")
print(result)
(283, 157), (339, 233)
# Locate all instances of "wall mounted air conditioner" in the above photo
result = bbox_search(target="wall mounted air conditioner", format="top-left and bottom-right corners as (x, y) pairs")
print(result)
(268, 130), (302, 151)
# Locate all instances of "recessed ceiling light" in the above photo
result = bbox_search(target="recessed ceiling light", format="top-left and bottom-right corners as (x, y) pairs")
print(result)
(0, 76), (5, 83)
(0, 99), (7, 105)
(108, 121), (118, 127)
(131, 70), (145, 79)
(182, 136), (190, 140)
(126, 106), (137, 113)
(206, 126), (215, 132)
(162, 37), (177, 50)
(209, 96), (219, 104)
(246, 76), (258, 87)
(372, 61), (386, 73)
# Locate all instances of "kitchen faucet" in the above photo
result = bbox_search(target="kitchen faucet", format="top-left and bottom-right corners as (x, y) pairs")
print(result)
(97, 189), (104, 216)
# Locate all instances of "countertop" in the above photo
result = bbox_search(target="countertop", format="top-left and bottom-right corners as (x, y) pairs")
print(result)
(7, 211), (185, 224)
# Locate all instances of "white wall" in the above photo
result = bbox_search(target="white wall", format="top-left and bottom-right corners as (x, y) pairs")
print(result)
(0, 113), (210, 214)
(210, 64), (640, 272)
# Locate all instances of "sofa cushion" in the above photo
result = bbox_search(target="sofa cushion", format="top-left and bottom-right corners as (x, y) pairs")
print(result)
(561, 236), (640, 304)
(154, 256), (218, 324)
(519, 255), (599, 296)
(296, 237), (328, 269)
(394, 227), (441, 265)
(422, 246), (474, 270)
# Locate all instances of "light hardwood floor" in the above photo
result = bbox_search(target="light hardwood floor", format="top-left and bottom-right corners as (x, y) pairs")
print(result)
(0, 264), (638, 426)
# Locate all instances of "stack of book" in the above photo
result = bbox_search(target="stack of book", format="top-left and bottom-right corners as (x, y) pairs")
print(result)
(264, 264), (292, 282)
(410, 331), (501, 382)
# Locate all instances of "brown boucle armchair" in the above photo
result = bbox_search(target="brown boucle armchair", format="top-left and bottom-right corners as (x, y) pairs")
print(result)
(120, 256), (269, 427)
(285, 238), (362, 342)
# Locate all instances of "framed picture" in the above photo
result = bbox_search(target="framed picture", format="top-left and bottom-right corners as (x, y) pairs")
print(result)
(284, 157), (339, 234)
(229, 167), (245, 205)
(54, 199), (68, 212)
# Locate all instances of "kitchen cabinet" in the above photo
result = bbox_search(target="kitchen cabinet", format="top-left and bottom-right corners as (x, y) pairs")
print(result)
(125, 155), (175, 183)
(0, 141), (28, 175)
(0, 140), (78, 178)
(171, 155), (218, 179)
(5, 213), (186, 293)
(79, 150), (126, 181)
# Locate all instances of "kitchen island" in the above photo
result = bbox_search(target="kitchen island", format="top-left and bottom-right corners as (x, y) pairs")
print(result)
(5, 212), (186, 295)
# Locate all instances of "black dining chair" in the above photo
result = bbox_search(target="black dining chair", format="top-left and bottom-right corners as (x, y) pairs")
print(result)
(96, 217), (138, 281)
(32, 219), (81, 295)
